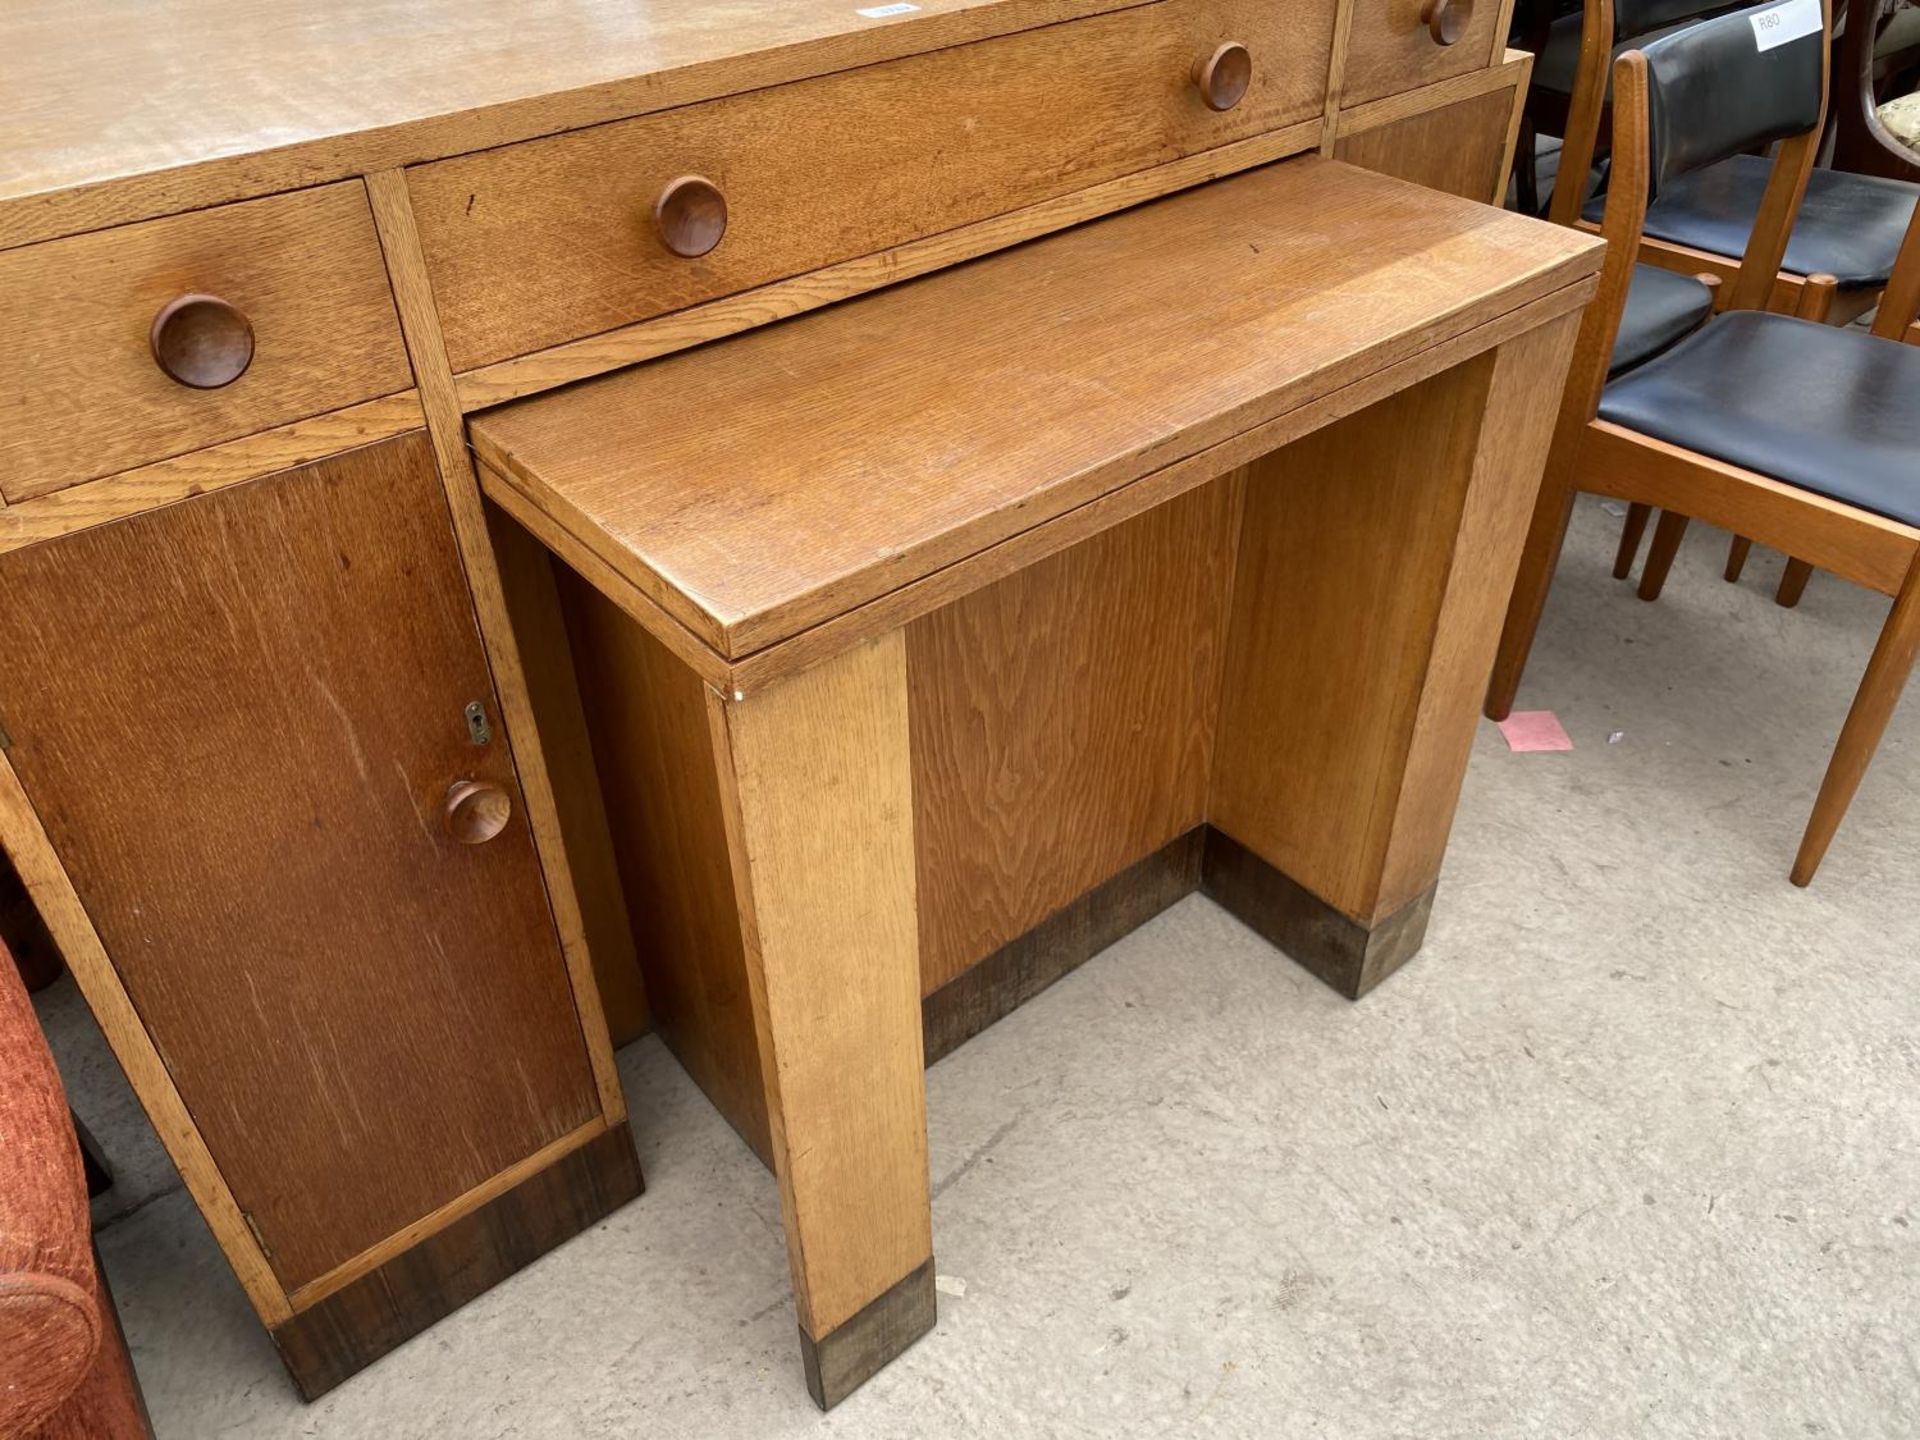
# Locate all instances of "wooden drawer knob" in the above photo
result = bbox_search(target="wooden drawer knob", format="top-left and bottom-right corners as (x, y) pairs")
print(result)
(1421, 0), (1465, 45)
(444, 780), (511, 845)
(150, 293), (254, 389)
(655, 174), (728, 258)
(1193, 42), (1254, 112)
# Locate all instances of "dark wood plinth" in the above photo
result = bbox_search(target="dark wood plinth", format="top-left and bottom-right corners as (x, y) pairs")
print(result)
(1199, 828), (1436, 999)
(921, 831), (1203, 1064)
(800, 1257), (937, 1410)
(271, 1121), (644, 1400)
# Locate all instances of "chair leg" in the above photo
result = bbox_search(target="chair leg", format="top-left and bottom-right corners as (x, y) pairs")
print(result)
(1636, 511), (1690, 601)
(1486, 436), (1585, 722)
(1613, 502), (1652, 579)
(1792, 563), (1920, 885)
(1724, 534), (1753, 583)
(1776, 557), (1814, 608)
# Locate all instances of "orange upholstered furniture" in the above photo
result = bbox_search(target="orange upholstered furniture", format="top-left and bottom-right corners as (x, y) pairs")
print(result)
(0, 938), (152, 1439)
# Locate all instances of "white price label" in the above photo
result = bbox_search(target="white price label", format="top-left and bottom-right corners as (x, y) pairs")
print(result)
(1750, 0), (1820, 52)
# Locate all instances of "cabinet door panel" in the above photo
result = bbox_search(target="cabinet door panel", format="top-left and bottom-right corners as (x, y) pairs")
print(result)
(0, 431), (598, 1293)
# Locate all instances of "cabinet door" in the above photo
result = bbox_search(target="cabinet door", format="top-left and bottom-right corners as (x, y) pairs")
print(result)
(0, 431), (598, 1294)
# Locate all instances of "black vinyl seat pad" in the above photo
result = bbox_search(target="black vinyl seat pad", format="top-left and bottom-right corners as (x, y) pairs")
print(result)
(1610, 262), (1716, 376)
(1597, 311), (1920, 528)
(1584, 154), (1920, 289)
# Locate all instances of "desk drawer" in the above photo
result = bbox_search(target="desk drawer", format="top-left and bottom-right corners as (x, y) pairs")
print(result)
(0, 183), (413, 505)
(1340, 0), (1506, 107)
(408, 0), (1336, 374)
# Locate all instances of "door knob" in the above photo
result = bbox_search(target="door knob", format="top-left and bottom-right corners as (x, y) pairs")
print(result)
(444, 780), (512, 845)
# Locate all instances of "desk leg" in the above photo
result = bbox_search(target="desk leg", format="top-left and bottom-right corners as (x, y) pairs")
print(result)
(1207, 319), (1578, 997)
(710, 630), (936, 1408)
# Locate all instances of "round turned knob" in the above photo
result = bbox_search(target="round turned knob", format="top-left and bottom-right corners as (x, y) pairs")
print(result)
(444, 780), (511, 846)
(1192, 42), (1254, 112)
(654, 174), (728, 258)
(150, 294), (254, 389)
(1421, 0), (1465, 45)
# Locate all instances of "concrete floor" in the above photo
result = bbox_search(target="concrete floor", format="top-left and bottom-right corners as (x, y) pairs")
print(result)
(39, 496), (1920, 1438)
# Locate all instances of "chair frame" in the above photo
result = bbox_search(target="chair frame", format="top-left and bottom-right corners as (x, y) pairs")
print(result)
(1549, 0), (1879, 323)
(1487, 22), (1920, 883)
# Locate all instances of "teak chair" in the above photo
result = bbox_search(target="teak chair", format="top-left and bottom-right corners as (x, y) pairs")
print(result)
(1486, 2), (1920, 884)
(1554, 0), (1920, 326)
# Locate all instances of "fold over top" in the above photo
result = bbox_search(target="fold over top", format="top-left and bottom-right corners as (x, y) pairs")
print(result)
(472, 157), (1603, 661)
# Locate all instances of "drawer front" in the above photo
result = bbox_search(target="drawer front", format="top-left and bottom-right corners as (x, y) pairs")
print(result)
(409, 0), (1336, 374)
(1341, 0), (1507, 107)
(0, 183), (413, 504)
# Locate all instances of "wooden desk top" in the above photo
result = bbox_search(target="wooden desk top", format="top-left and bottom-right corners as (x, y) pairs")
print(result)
(473, 156), (1602, 670)
(1, 0), (1133, 246)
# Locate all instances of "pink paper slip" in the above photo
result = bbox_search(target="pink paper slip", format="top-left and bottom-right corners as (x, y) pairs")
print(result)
(1497, 710), (1573, 753)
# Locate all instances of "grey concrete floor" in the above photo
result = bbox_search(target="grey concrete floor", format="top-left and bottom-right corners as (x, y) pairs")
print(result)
(40, 496), (1920, 1438)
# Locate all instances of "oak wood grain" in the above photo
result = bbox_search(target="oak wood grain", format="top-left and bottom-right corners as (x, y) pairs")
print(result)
(450, 120), (1323, 409)
(0, 394), (424, 557)
(1210, 318), (1581, 926)
(907, 480), (1240, 992)
(485, 505), (652, 1045)
(481, 278), (1596, 699)
(1335, 85), (1517, 202)
(0, 182), (411, 503)
(0, 431), (599, 1294)
(0, 750), (291, 1324)
(271, 1120), (642, 1400)
(365, 168), (629, 1126)
(408, 0), (1335, 371)
(556, 568), (771, 1163)
(0, 0), (1148, 248)
(1211, 358), (1493, 920)
(711, 633), (932, 1341)
(1334, 65), (1524, 202)
(471, 157), (1603, 662)
(1339, 0), (1507, 107)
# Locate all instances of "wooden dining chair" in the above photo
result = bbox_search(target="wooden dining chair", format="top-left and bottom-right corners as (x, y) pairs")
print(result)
(1553, 0), (1920, 327)
(1486, 3), (1920, 883)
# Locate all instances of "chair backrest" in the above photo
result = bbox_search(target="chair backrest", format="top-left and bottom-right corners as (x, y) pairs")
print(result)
(1550, 3), (1832, 428)
(1618, 0), (1730, 40)
(1546, 0), (1809, 224)
(1637, 1), (1827, 198)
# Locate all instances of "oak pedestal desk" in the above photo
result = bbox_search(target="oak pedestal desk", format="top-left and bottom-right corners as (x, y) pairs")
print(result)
(2, 0), (1597, 1410)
